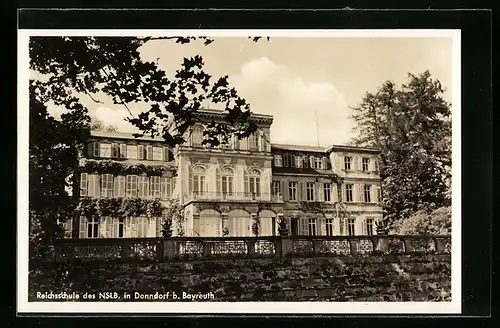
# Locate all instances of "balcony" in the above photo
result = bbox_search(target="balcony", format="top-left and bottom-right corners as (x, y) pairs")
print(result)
(188, 191), (283, 203)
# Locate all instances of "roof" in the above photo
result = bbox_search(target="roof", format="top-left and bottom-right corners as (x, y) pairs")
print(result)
(271, 143), (327, 153)
(325, 144), (380, 154)
(90, 130), (165, 142)
(197, 108), (274, 120)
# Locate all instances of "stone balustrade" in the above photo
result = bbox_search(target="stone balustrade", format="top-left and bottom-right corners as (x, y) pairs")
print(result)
(50, 235), (451, 263)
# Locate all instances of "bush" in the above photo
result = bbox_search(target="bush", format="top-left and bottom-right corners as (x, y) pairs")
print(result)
(392, 206), (451, 235)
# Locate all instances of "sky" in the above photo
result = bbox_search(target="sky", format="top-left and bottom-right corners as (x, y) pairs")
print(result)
(44, 36), (453, 147)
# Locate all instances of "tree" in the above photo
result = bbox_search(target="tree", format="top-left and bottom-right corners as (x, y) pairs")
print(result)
(351, 71), (451, 228)
(28, 36), (267, 253)
(392, 206), (451, 235)
(90, 117), (118, 132)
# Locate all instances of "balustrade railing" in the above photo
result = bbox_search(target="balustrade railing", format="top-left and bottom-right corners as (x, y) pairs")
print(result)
(189, 191), (283, 202)
(50, 235), (451, 262)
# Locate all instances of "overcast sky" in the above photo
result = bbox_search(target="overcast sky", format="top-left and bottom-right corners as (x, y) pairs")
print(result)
(46, 37), (453, 147)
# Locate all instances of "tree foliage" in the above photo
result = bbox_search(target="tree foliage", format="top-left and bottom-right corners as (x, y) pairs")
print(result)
(90, 117), (117, 132)
(28, 36), (267, 255)
(392, 206), (451, 235)
(351, 71), (451, 228)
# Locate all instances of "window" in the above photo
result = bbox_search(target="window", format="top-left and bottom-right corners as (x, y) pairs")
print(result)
(347, 218), (356, 236)
(100, 143), (112, 158)
(274, 154), (283, 167)
(114, 175), (125, 197)
(290, 155), (296, 167)
(80, 173), (88, 196)
(100, 174), (113, 198)
(118, 218), (125, 238)
(303, 155), (310, 168)
(119, 144), (127, 158)
(295, 156), (303, 168)
(248, 134), (259, 150)
(192, 125), (204, 147)
(308, 218), (317, 236)
(314, 157), (323, 169)
(138, 176), (150, 198)
(146, 146), (153, 160)
(323, 183), (331, 202)
(272, 181), (281, 196)
(136, 217), (149, 238)
(345, 184), (353, 202)
(150, 176), (161, 198)
(248, 169), (261, 197)
(364, 185), (371, 202)
(306, 182), (315, 201)
(192, 166), (206, 196)
(283, 154), (290, 167)
(362, 158), (370, 171)
(365, 218), (374, 236)
(288, 182), (297, 201)
(219, 167), (234, 197)
(325, 219), (334, 236)
(87, 174), (100, 197)
(344, 156), (352, 170)
(153, 147), (163, 161)
(127, 145), (138, 159)
(126, 175), (138, 197)
(87, 216), (99, 238)
(161, 177), (173, 199)
(111, 144), (120, 158)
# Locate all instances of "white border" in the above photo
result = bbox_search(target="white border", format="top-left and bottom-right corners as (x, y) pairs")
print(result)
(17, 29), (461, 314)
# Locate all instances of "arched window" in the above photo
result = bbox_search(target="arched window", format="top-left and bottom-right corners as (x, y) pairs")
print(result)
(191, 125), (204, 147)
(191, 166), (206, 197)
(216, 167), (235, 198)
(244, 168), (261, 199)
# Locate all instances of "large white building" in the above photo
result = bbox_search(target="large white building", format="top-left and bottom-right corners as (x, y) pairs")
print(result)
(65, 109), (383, 239)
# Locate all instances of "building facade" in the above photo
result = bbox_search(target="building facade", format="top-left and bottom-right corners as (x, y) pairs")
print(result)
(63, 109), (383, 239)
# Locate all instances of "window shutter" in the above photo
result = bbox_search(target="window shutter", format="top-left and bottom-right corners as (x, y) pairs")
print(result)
(262, 172), (270, 196)
(334, 154), (341, 171)
(318, 218), (326, 236)
(147, 146), (153, 160)
(244, 171), (249, 195)
(130, 217), (137, 237)
(156, 217), (161, 237)
(92, 142), (100, 158)
(309, 156), (315, 168)
(377, 186), (382, 202)
(79, 216), (87, 239)
(80, 173), (88, 197)
(216, 169), (221, 196)
(361, 218), (367, 235)
(138, 145), (144, 160)
(112, 218), (118, 238)
(105, 217), (113, 238)
(113, 176), (119, 197)
(374, 158), (379, 173)
(298, 218), (307, 236)
(322, 157), (327, 169)
(281, 180), (287, 200)
(341, 184), (346, 202)
(163, 147), (169, 161)
(193, 216), (200, 236)
(356, 184), (362, 202)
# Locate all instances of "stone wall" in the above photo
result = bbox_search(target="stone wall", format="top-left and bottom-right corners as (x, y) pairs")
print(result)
(29, 253), (451, 302)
